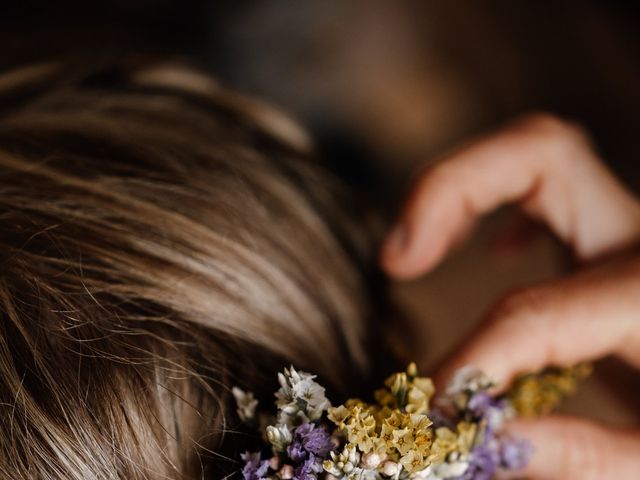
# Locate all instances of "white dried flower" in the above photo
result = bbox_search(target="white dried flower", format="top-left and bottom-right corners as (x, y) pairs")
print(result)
(322, 444), (379, 480)
(446, 367), (494, 396)
(441, 366), (496, 411)
(415, 452), (469, 480)
(232, 387), (258, 422)
(275, 366), (330, 425)
(266, 424), (292, 451)
(324, 444), (361, 478)
(430, 460), (469, 479)
(348, 467), (378, 480)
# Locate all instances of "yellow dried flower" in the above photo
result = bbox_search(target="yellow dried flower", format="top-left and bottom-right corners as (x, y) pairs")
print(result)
(407, 362), (419, 378)
(343, 406), (377, 453)
(405, 386), (429, 414)
(374, 388), (396, 408)
(509, 363), (592, 417)
(327, 405), (351, 430)
(385, 372), (409, 406)
(400, 449), (427, 473)
(411, 417), (434, 456)
(325, 362), (593, 478)
(455, 422), (477, 454)
(412, 377), (435, 397)
(391, 427), (414, 455)
(378, 422), (397, 456)
(345, 398), (366, 409)
(427, 427), (458, 464)
(329, 365), (447, 471)
(371, 405), (395, 428)
(370, 437), (390, 457)
(405, 413), (432, 431)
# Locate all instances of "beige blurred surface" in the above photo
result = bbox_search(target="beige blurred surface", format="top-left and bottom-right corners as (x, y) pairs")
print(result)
(390, 211), (562, 370)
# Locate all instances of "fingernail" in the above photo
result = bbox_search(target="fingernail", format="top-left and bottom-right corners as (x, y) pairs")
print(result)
(384, 223), (408, 258)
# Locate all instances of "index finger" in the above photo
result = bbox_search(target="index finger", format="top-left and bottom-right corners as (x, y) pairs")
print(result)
(381, 113), (640, 279)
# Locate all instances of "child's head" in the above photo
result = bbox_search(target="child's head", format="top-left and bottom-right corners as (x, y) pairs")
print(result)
(0, 62), (382, 479)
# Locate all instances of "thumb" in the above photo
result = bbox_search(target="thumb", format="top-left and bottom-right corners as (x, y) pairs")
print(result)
(507, 416), (640, 480)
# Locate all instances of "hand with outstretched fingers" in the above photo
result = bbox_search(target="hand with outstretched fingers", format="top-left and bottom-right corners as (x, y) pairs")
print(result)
(381, 114), (640, 479)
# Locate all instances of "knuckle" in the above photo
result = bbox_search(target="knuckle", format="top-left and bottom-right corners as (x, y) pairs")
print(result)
(512, 112), (593, 168)
(414, 162), (458, 197)
(488, 286), (559, 364)
(515, 112), (584, 139)
(490, 286), (550, 322)
(427, 161), (457, 185)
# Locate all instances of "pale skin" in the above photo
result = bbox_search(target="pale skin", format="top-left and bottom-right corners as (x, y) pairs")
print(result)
(380, 113), (640, 479)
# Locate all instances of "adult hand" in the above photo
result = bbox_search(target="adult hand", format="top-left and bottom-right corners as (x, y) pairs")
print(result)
(380, 113), (640, 479)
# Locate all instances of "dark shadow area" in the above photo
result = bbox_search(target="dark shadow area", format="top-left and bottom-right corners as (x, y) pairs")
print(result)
(1, 1), (639, 207)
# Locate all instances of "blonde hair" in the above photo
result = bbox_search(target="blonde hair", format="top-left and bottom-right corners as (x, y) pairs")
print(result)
(0, 61), (382, 479)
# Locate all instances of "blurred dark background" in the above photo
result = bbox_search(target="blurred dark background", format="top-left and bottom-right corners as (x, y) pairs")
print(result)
(1, 0), (639, 423)
(2, 1), (639, 200)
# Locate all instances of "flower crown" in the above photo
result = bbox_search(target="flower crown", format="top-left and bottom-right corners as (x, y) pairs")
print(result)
(233, 363), (590, 480)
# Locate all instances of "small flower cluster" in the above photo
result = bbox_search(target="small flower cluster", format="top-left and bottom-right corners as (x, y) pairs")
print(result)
(508, 363), (592, 417)
(323, 365), (527, 480)
(433, 367), (531, 480)
(235, 363), (589, 480)
(236, 367), (336, 480)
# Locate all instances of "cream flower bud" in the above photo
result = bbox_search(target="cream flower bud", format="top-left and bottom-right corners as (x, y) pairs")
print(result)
(361, 452), (382, 469)
(343, 462), (355, 473)
(434, 460), (469, 478)
(279, 465), (294, 479)
(346, 444), (360, 465)
(381, 461), (400, 477)
(266, 424), (292, 451)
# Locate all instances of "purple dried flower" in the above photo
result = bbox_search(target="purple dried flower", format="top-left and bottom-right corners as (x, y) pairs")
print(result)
(468, 392), (510, 433)
(287, 423), (333, 462)
(241, 452), (270, 480)
(468, 392), (508, 417)
(500, 437), (533, 470)
(285, 423), (333, 480)
(461, 433), (532, 480)
(294, 454), (324, 480)
(468, 392), (493, 416)
(287, 443), (307, 463)
(460, 442), (500, 480)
